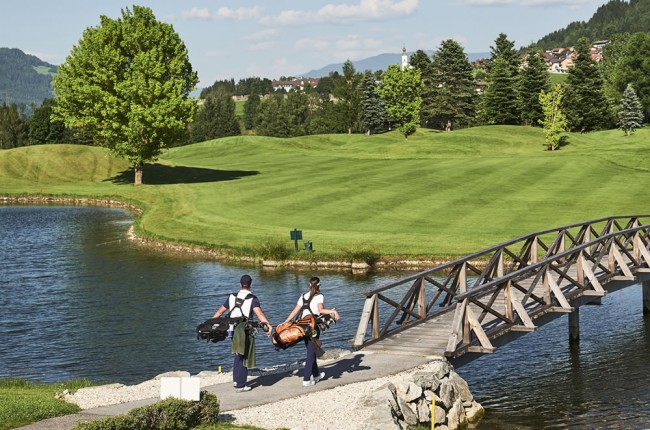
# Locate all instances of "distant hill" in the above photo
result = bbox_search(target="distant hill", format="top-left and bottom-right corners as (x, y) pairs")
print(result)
(536, 0), (650, 49)
(301, 51), (490, 78)
(0, 48), (57, 106)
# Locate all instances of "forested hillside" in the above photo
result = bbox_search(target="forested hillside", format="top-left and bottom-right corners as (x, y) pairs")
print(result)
(536, 0), (650, 48)
(0, 48), (56, 106)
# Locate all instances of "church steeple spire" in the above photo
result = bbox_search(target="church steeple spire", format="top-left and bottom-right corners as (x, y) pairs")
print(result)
(401, 45), (408, 71)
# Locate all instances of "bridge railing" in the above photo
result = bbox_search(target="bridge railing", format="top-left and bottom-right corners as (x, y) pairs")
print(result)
(352, 215), (650, 358)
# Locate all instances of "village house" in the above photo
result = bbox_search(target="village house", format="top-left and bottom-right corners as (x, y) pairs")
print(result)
(271, 77), (320, 92)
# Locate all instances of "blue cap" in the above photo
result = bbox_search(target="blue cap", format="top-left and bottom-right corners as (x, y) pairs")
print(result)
(240, 274), (252, 286)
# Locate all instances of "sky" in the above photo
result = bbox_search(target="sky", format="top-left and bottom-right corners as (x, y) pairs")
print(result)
(1, 0), (608, 86)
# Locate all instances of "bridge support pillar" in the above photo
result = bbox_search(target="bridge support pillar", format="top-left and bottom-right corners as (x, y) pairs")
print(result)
(643, 281), (650, 315)
(569, 308), (580, 343)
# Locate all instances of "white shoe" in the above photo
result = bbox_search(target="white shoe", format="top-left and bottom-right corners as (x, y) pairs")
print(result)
(233, 382), (237, 387)
(313, 372), (325, 384)
(302, 380), (315, 387)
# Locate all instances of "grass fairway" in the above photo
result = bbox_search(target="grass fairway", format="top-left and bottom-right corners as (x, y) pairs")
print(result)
(1, 126), (650, 260)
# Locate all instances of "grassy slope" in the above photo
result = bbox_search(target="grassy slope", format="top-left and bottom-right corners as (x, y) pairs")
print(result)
(1, 126), (649, 258)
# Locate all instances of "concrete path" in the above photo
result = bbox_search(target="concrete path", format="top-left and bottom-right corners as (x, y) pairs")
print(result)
(15, 352), (436, 430)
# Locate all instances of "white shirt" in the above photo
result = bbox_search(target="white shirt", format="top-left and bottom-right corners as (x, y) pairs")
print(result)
(297, 292), (323, 318)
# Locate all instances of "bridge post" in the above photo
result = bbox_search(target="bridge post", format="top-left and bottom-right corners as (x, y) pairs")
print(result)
(568, 308), (580, 343)
(643, 281), (650, 315)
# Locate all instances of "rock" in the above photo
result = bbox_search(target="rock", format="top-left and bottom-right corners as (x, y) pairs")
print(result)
(318, 348), (351, 361)
(433, 405), (447, 425)
(430, 360), (452, 380)
(438, 378), (455, 409)
(415, 398), (431, 423)
(465, 401), (485, 424)
(449, 370), (473, 402)
(447, 398), (468, 430)
(363, 404), (401, 429)
(396, 396), (418, 426)
(404, 382), (422, 403)
(154, 370), (190, 379)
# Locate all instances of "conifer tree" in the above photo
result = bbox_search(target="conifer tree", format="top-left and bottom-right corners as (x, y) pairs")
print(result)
(480, 33), (520, 125)
(243, 93), (260, 130)
(429, 39), (477, 130)
(519, 49), (551, 127)
(359, 71), (388, 135)
(618, 83), (644, 136)
(563, 37), (611, 132)
(192, 89), (240, 142)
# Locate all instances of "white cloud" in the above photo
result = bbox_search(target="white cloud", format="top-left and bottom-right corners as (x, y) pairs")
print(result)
(243, 28), (278, 42)
(248, 41), (275, 51)
(181, 7), (211, 19)
(259, 0), (418, 26)
(460, 0), (592, 5)
(294, 38), (330, 50)
(181, 6), (262, 21)
(216, 6), (262, 21)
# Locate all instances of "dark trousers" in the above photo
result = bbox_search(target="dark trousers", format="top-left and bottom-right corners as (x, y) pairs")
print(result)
(303, 338), (319, 381)
(233, 354), (247, 388)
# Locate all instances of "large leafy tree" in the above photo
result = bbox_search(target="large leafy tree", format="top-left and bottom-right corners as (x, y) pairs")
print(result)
(618, 83), (644, 136)
(518, 49), (550, 127)
(563, 37), (611, 132)
(429, 39), (477, 130)
(376, 64), (422, 139)
(53, 6), (198, 185)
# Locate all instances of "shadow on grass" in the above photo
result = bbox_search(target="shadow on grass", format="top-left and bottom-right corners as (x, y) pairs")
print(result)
(107, 163), (259, 185)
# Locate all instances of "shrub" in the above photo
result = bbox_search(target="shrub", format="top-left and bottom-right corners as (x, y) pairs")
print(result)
(341, 244), (381, 266)
(252, 236), (292, 260)
(73, 391), (220, 430)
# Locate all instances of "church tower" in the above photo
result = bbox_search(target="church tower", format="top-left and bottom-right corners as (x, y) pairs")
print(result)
(401, 45), (408, 71)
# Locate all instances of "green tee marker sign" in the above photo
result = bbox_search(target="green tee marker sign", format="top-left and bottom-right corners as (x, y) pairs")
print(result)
(290, 228), (302, 252)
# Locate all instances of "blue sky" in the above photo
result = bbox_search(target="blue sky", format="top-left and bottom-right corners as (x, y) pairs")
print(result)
(2, 0), (606, 86)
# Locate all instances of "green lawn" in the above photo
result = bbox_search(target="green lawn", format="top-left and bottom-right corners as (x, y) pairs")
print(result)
(0, 378), (91, 430)
(1, 125), (649, 260)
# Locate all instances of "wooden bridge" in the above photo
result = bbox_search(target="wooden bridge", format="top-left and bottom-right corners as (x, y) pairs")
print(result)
(352, 215), (650, 366)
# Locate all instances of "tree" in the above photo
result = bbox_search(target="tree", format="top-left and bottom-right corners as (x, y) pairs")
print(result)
(192, 89), (240, 142)
(539, 84), (568, 151)
(332, 60), (361, 134)
(359, 71), (388, 135)
(618, 83), (644, 136)
(376, 65), (423, 139)
(563, 37), (611, 132)
(0, 103), (28, 149)
(606, 32), (650, 121)
(518, 49), (550, 127)
(429, 39), (477, 130)
(29, 98), (66, 145)
(243, 93), (260, 130)
(480, 33), (520, 125)
(409, 49), (434, 128)
(52, 6), (198, 185)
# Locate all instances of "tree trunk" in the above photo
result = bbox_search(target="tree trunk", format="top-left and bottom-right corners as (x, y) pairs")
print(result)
(134, 163), (143, 185)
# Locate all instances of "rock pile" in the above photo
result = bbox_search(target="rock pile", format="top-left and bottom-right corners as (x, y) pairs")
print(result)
(361, 360), (484, 429)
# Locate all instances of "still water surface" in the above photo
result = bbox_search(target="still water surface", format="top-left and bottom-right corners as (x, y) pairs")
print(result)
(1, 206), (649, 428)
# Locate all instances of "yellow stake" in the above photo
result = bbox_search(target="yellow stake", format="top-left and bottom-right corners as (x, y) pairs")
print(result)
(218, 365), (222, 373)
(431, 397), (435, 430)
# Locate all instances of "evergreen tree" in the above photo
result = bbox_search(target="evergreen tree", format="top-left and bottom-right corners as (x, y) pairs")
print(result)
(563, 37), (611, 132)
(376, 65), (422, 139)
(480, 56), (520, 125)
(0, 103), (28, 149)
(29, 98), (66, 144)
(480, 33), (520, 125)
(519, 49), (551, 127)
(607, 32), (650, 120)
(332, 60), (361, 134)
(308, 93), (347, 135)
(243, 93), (260, 130)
(255, 94), (289, 137)
(618, 83), (644, 136)
(192, 89), (240, 142)
(359, 71), (388, 135)
(429, 39), (477, 130)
